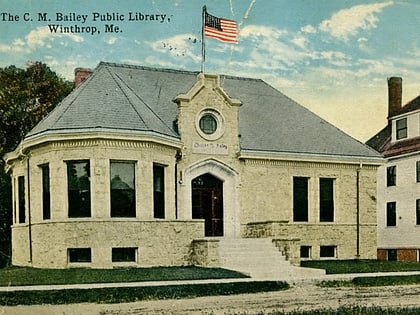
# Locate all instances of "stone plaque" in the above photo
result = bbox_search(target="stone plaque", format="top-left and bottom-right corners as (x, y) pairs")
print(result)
(192, 141), (228, 155)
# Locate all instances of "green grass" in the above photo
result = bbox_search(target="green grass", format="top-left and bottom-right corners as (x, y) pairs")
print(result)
(0, 266), (247, 286)
(0, 281), (289, 305)
(301, 259), (420, 274)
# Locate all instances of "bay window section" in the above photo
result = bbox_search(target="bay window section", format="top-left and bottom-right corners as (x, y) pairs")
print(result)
(41, 164), (51, 220)
(67, 160), (91, 218)
(18, 176), (25, 223)
(153, 164), (165, 219)
(110, 161), (136, 217)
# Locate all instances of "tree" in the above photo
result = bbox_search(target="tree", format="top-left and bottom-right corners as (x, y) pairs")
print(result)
(0, 62), (73, 267)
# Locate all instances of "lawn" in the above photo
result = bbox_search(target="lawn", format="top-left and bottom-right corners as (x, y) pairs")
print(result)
(0, 265), (247, 286)
(0, 281), (289, 306)
(0, 266), (290, 305)
(301, 259), (420, 274)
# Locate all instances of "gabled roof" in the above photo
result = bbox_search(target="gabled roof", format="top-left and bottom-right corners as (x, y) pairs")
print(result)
(391, 95), (420, 117)
(367, 95), (420, 157)
(26, 62), (381, 160)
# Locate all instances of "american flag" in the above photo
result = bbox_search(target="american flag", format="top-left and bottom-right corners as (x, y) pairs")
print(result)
(204, 11), (237, 43)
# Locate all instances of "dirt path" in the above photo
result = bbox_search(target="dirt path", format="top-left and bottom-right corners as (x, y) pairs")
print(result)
(2, 283), (420, 315)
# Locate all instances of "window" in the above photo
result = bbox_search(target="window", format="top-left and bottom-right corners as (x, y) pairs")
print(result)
(386, 202), (397, 226)
(199, 114), (217, 135)
(41, 165), (51, 220)
(387, 249), (397, 261)
(110, 161), (136, 217)
(112, 247), (137, 262)
(293, 177), (308, 222)
(417, 199), (420, 225)
(387, 166), (396, 187)
(196, 109), (225, 141)
(67, 160), (91, 218)
(396, 118), (407, 140)
(300, 246), (311, 258)
(319, 178), (334, 222)
(153, 164), (165, 219)
(68, 248), (91, 263)
(18, 176), (25, 224)
(417, 161), (420, 182)
(320, 246), (336, 258)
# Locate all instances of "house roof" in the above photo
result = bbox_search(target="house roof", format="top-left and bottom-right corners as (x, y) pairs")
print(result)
(26, 62), (381, 160)
(366, 96), (420, 158)
(391, 95), (420, 117)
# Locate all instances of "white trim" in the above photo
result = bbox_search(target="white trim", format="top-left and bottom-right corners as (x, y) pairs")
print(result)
(239, 149), (384, 165)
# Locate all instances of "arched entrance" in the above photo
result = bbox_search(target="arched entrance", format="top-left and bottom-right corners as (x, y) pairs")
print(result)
(181, 159), (239, 238)
(192, 173), (223, 237)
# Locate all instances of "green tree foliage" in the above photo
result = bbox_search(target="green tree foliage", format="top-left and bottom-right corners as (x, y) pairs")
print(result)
(0, 62), (73, 267)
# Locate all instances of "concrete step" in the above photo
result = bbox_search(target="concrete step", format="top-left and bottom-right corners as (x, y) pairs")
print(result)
(217, 238), (325, 280)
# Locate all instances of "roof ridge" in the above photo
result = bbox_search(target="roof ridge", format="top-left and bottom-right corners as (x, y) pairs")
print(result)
(99, 61), (263, 82)
(109, 69), (176, 135)
(105, 67), (150, 129)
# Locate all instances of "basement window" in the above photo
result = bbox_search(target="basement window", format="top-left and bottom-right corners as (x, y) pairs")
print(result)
(68, 248), (91, 263)
(300, 246), (311, 259)
(112, 247), (137, 262)
(320, 246), (336, 258)
(387, 249), (397, 261)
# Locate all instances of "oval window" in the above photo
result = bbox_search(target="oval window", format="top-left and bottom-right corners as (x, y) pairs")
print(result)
(199, 114), (217, 135)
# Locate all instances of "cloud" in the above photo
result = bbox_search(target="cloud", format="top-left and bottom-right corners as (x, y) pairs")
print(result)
(26, 26), (83, 49)
(301, 25), (316, 34)
(105, 36), (118, 45)
(319, 1), (393, 41)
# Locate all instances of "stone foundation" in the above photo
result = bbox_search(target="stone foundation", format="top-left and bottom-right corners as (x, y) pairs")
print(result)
(12, 220), (204, 268)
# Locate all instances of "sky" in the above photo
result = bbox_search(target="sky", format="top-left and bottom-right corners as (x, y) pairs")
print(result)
(1, 0), (420, 142)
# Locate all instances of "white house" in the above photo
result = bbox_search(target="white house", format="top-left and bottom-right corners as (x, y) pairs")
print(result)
(367, 77), (420, 261)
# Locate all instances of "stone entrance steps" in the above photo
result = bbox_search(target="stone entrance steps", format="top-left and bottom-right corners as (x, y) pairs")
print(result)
(218, 238), (325, 280)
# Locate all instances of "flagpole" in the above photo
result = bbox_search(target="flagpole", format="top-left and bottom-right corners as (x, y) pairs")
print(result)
(201, 5), (206, 73)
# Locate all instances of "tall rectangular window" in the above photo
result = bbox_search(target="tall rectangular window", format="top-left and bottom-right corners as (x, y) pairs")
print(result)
(67, 160), (91, 218)
(293, 177), (308, 222)
(18, 176), (25, 224)
(387, 166), (396, 186)
(320, 178), (334, 222)
(396, 118), (407, 140)
(416, 161), (420, 182)
(416, 199), (420, 225)
(153, 164), (165, 219)
(386, 202), (397, 226)
(41, 165), (51, 220)
(110, 161), (136, 217)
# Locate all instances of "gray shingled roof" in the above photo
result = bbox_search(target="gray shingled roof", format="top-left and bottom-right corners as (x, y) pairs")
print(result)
(26, 62), (381, 159)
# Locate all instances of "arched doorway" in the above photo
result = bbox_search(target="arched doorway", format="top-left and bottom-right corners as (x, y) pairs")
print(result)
(192, 173), (223, 237)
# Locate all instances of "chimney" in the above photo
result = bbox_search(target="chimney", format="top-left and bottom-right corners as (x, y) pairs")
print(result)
(388, 76), (402, 119)
(74, 67), (92, 87)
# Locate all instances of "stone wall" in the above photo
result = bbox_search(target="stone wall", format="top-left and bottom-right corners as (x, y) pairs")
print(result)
(244, 221), (377, 261)
(13, 220), (204, 268)
(189, 238), (220, 267)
